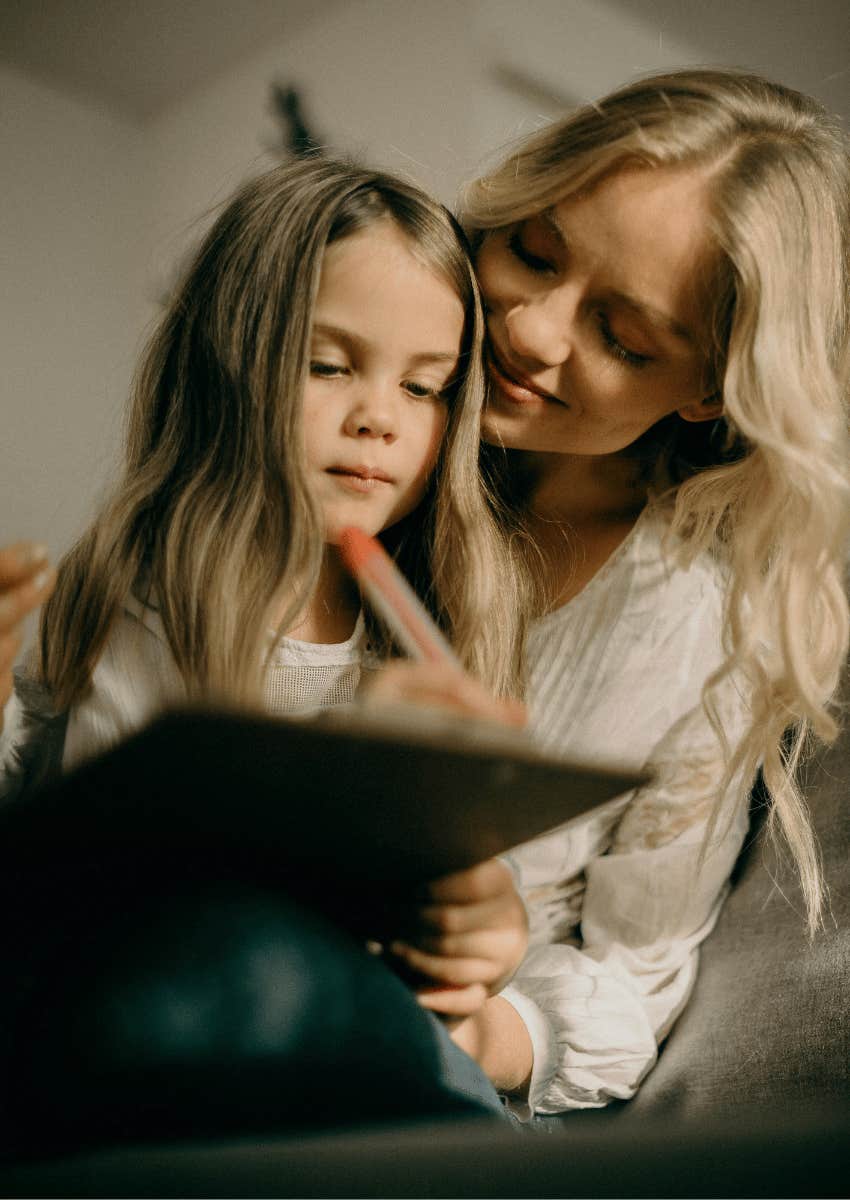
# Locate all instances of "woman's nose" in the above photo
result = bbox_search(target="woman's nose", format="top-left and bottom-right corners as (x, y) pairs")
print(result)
(342, 386), (398, 442)
(503, 297), (573, 369)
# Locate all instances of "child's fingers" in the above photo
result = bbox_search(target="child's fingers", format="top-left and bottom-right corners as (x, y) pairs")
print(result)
(415, 983), (488, 1018)
(390, 921), (527, 992)
(412, 895), (511, 937)
(0, 543), (49, 589)
(424, 858), (516, 905)
(416, 670), (526, 727)
(394, 928), (519, 962)
(361, 661), (526, 729)
(389, 941), (503, 987)
(392, 887), (521, 945)
(0, 566), (56, 633)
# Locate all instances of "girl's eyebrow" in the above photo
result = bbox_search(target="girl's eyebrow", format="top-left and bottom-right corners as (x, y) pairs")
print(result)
(311, 322), (460, 366)
(542, 210), (694, 345)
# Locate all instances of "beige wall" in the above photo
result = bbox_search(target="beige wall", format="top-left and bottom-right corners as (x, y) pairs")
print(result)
(2, 0), (848, 564)
(141, 0), (482, 324)
(1, 64), (148, 555)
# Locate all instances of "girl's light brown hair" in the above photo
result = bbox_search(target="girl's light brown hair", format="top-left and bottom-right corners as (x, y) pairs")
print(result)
(40, 157), (527, 713)
(464, 69), (850, 931)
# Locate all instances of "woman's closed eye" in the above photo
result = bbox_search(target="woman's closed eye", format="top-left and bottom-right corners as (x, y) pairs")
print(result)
(596, 314), (653, 370)
(507, 229), (556, 276)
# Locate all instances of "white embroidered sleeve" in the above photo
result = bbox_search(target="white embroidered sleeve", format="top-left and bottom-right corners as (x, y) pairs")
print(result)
(501, 678), (752, 1117)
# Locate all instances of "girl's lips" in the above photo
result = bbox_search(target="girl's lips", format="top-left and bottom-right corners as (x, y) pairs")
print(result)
(326, 468), (393, 494)
(486, 349), (563, 407)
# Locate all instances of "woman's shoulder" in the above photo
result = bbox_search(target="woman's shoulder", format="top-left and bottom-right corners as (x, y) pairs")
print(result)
(629, 497), (727, 581)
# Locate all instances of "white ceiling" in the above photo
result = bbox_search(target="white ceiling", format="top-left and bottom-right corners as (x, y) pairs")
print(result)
(2, 0), (847, 128)
(0, 0), (342, 120)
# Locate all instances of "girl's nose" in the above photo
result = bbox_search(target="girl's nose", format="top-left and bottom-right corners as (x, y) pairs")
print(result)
(342, 387), (398, 442)
(503, 296), (573, 369)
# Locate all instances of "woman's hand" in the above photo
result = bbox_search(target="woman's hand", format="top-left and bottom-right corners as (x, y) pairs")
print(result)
(387, 858), (529, 1022)
(0, 543), (55, 731)
(361, 660), (527, 729)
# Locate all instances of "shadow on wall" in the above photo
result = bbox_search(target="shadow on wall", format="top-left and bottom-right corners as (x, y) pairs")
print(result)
(605, 0), (850, 122)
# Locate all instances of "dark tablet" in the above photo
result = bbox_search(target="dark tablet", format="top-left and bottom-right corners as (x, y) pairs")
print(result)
(0, 704), (647, 889)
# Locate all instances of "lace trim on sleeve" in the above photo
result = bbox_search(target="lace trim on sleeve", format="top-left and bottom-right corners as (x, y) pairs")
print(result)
(612, 671), (751, 854)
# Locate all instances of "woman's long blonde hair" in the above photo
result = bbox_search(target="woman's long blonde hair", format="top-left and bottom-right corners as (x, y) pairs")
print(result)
(463, 69), (850, 931)
(41, 157), (527, 712)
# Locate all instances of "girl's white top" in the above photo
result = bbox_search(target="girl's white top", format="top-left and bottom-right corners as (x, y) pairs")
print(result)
(0, 598), (380, 794)
(0, 504), (752, 1118)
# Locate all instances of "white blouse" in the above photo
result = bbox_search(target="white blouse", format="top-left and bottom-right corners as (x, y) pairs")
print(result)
(500, 502), (751, 1118)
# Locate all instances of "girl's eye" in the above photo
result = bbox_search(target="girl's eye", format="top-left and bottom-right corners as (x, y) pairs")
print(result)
(597, 314), (653, 370)
(309, 360), (348, 378)
(507, 229), (556, 275)
(402, 380), (445, 401)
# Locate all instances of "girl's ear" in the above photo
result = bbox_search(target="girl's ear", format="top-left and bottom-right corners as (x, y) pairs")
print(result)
(677, 392), (724, 424)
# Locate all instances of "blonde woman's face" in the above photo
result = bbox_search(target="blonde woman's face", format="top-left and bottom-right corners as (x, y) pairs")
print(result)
(476, 165), (722, 456)
(303, 221), (464, 543)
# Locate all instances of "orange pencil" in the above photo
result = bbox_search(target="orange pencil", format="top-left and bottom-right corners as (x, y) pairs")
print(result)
(339, 526), (460, 667)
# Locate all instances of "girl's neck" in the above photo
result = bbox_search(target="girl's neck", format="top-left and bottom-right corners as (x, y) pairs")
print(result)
(275, 547), (361, 645)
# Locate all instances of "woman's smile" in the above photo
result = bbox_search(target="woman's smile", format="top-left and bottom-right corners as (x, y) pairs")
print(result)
(486, 343), (566, 408)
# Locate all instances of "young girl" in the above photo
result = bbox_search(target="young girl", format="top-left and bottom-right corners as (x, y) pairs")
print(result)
(2, 156), (525, 778)
(0, 157), (530, 1138)
(377, 68), (850, 1122)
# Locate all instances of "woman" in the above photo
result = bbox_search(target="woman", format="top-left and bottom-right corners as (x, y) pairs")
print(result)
(382, 68), (850, 1121)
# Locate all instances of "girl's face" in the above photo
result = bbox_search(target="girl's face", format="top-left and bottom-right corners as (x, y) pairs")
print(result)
(303, 220), (464, 543)
(476, 165), (722, 457)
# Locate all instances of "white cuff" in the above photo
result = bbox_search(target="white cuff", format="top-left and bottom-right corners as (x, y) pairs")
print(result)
(497, 983), (558, 1121)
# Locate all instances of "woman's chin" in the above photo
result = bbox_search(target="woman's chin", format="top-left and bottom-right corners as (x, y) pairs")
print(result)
(481, 411), (521, 449)
(480, 412), (550, 453)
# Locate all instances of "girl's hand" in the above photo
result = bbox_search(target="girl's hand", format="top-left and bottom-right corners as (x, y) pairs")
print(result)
(388, 858), (529, 1022)
(362, 662), (527, 1015)
(0, 543), (55, 731)
(362, 660), (527, 729)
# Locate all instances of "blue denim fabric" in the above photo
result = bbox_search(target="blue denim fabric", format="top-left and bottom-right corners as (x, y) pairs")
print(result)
(2, 881), (506, 1153)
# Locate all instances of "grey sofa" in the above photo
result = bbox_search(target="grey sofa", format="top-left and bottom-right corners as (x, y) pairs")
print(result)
(1, 690), (848, 1197)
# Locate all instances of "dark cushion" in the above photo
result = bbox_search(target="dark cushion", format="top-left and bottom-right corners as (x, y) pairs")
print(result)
(620, 677), (850, 1119)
